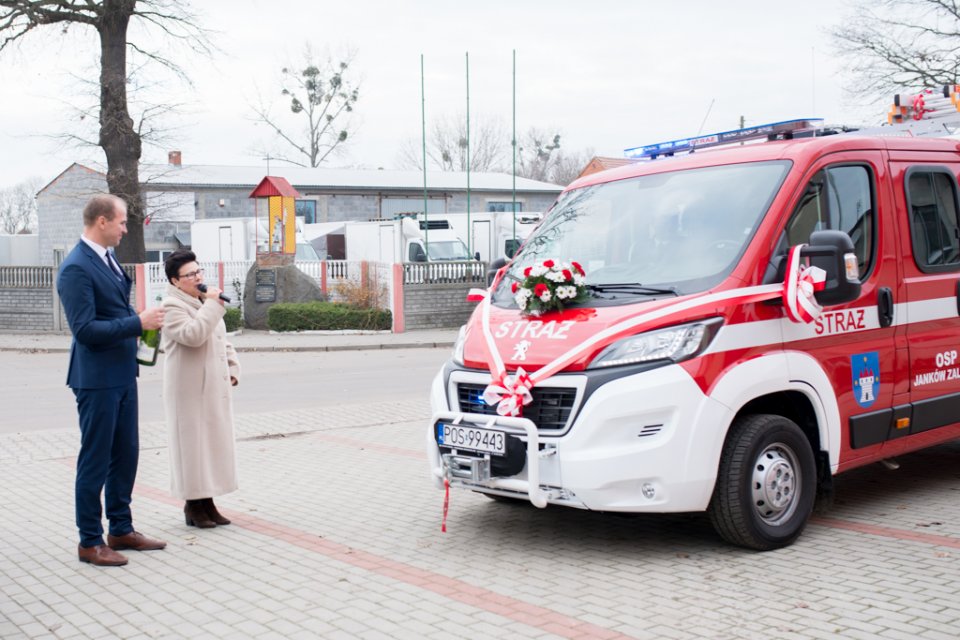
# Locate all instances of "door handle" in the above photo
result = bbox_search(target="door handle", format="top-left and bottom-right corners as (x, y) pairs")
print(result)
(878, 287), (894, 328)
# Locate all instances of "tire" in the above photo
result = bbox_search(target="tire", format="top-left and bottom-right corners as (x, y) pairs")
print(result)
(708, 414), (816, 551)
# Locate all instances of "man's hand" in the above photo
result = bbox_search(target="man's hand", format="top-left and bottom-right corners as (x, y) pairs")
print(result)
(139, 307), (165, 330)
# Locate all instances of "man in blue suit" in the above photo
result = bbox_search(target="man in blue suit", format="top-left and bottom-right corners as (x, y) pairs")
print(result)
(58, 194), (167, 567)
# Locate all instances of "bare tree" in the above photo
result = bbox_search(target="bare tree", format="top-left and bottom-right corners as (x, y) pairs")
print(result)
(833, 0), (960, 97)
(252, 48), (360, 168)
(550, 148), (596, 186)
(396, 113), (508, 172)
(0, 0), (210, 262)
(0, 177), (41, 234)
(515, 128), (562, 183)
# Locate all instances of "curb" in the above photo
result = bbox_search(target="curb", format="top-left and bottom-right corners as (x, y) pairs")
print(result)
(0, 342), (455, 354)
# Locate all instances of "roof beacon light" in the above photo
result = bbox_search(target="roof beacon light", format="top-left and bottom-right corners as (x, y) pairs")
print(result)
(625, 118), (824, 160)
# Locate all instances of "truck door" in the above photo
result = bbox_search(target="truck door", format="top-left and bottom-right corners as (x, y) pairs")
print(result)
(471, 220), (491, 261)
(218, 226), (233, 261)
(780, 153), (900, 469)
(378, 224), (397, 263)
(888, 160), (960, 454)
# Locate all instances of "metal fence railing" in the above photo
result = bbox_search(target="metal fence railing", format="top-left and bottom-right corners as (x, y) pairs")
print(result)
(402, 260), (487, 284)
(0, 266), (54, 288)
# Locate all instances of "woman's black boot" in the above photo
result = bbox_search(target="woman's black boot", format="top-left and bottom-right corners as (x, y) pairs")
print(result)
(184, 500), (217, 528)
(202, 498), (231, 525)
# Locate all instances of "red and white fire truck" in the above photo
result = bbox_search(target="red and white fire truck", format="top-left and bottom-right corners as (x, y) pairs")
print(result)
(427, 87), (960, 550)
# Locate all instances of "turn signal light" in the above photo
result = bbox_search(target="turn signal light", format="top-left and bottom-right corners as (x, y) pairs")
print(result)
(896, 417), (910, 430)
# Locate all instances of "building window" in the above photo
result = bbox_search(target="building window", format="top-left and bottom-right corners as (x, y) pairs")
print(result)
(487, 201), (523, 213)
(296, 199), (317, 224)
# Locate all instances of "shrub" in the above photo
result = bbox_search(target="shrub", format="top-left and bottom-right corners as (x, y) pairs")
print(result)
(334, 277), (387, 309)
(223, 307), (242, 332)
(267, 301), (391, 332)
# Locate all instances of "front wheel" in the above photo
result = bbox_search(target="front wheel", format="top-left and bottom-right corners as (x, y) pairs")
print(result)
(708, 414), (816, 550)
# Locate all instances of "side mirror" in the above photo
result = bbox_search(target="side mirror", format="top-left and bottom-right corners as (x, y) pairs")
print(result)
(474, 251), (481, 261)
(801, 230), (861, 306)
(487, 257), (508, 287)
(412, 246), (427, 263)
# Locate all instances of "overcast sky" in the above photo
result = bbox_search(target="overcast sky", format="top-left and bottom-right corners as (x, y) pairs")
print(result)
(0, 0), (877, 190)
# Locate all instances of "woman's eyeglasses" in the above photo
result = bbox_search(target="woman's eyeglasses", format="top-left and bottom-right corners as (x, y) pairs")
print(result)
(178, 269), (204, 280)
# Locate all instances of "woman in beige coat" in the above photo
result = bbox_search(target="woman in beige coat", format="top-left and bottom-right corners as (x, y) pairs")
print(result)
(161, 250), (240, 528)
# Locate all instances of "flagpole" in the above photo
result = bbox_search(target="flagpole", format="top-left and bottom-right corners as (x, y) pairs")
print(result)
(421, 54), (428, 254)
(465, 51), (473, 258)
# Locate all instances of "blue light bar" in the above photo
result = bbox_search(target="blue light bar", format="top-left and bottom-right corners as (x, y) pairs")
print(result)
(624, 118), (825, 159)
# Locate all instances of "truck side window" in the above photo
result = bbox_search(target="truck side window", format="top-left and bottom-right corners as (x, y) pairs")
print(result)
(906, 170), (960, 270)
(785, 165), (874, 277)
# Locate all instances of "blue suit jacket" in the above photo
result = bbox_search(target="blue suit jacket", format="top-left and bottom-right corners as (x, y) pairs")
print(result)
(57, 241), (142, 390)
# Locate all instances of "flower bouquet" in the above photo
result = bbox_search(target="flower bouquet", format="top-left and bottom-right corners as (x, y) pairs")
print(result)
(511, 259), (587, 316)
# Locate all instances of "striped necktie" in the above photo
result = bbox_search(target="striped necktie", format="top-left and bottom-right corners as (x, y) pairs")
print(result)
(106, 251), (124, 280)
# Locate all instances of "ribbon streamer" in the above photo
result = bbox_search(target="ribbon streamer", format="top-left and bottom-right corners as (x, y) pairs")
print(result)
(472, 244), (825, 417)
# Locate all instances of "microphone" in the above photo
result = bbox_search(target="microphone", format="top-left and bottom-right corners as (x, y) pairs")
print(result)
(197, 283), (232, 303)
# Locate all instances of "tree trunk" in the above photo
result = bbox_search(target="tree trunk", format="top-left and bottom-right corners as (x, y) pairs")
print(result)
(98, 0), (144, 263)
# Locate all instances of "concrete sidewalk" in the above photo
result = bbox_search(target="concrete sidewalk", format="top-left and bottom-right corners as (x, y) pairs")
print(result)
(0, 328), (460, 354)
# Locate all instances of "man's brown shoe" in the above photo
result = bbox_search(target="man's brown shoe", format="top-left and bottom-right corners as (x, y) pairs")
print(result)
(107, 531), (167, 551)
(78, 544), (128, 566)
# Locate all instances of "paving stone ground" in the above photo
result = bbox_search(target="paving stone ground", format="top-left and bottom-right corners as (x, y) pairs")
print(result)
(1, 397), (959, 639)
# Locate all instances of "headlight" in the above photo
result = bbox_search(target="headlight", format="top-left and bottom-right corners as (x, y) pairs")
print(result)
(452, 324), (467, 365)
(587, 319), (722, 369)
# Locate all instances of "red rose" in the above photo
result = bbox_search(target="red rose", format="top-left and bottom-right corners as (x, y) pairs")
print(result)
(524, 266), (532, 277)
(511, 282), (519, 293)
(534, 283), (548, 297)
(571, 261), (585, 276)
(562, 269), (572, 280)
(543, 259), (555, 268)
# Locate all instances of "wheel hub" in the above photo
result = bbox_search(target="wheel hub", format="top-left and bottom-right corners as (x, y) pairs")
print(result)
(751, 444), (800, 524)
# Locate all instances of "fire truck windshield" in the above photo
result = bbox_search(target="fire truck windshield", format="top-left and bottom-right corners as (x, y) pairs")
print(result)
(495, 160), (791, 305)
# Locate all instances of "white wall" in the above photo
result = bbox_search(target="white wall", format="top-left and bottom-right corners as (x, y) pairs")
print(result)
(0, 234), (41, 266)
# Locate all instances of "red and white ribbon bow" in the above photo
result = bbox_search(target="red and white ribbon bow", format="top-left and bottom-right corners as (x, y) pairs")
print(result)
(482, 367), (534, 416)
(782, 244), (826, 324)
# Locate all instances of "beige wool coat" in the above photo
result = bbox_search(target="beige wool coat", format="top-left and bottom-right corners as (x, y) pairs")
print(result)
(161, 284), (241, 500)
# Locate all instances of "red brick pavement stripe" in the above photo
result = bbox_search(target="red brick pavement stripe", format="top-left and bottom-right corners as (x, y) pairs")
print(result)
(130, 483), (635, 640)
(811, 516), (960, 549)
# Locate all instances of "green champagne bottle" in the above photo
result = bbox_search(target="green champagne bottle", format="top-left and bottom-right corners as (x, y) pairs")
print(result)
(136, 328), (161, 366)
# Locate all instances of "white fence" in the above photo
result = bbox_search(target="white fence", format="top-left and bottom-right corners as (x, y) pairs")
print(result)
(142, 260), (394, 314)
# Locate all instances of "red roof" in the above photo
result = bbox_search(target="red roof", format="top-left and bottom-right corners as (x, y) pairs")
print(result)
(249, 176), (301, 198)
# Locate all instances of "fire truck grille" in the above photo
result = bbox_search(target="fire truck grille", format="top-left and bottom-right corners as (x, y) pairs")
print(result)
(456, 383), (577, 431)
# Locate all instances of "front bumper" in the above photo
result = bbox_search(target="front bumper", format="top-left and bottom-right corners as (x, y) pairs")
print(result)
(427, 363), (734, 513)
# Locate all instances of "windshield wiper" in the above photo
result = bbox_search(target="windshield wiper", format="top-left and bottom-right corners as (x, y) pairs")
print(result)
(586, 283), (679, 296)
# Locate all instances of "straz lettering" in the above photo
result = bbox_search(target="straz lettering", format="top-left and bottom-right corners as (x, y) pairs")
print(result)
(494, 320), (576, 341)
(814, 309), (866, 336)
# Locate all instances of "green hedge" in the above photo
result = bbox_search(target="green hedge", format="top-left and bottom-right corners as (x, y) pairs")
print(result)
(267, 301), (392, 332)
(223, 307), (242, 332)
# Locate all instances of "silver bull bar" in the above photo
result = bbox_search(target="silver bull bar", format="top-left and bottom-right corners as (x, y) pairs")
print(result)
(431, 411), (551, 508)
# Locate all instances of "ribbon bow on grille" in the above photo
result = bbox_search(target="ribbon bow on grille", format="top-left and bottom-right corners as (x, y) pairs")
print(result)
(482, 367), (534, 417)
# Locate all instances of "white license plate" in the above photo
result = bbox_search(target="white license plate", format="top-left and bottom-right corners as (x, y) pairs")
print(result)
(436, 423), (507, 456)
